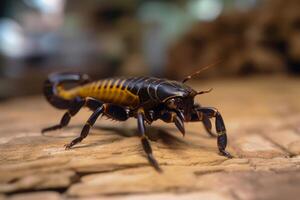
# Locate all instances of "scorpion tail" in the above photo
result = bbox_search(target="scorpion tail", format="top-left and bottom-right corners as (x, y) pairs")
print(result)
(43, 73), (90, 109)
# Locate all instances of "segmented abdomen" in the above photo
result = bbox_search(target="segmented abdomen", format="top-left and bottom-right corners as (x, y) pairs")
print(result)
(57, 78), (141, 107)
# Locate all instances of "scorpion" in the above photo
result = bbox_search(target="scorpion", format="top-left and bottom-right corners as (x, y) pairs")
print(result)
(42, 71), (232, 172)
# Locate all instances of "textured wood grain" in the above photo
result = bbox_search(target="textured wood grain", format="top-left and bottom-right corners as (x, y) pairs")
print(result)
(1, 76), (300, 200)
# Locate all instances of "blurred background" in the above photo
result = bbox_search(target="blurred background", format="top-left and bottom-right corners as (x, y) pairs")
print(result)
(0, 0), (299, 99)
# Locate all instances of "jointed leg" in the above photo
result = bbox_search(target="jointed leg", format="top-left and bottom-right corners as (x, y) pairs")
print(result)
(65, 103), (130, 149)
(215, 111), (232, 158)
(202, 114), (216, 137)
(190, 105), (216, 137)
(137, 109), (162, 172)
(65, 105), (104, 149)
(194, 107), (233, 158)
(42, 98), (86, 133)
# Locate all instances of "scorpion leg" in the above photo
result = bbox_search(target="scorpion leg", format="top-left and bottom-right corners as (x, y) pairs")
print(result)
(42, 97), (85, 133)
(65, 103), (104, 149)
(190, 105), (216, 137)
(137, 109), (162, 172)
(202, 114), (216, 137)
(65, 103), (129, 149)
(194, 107), (233, 158)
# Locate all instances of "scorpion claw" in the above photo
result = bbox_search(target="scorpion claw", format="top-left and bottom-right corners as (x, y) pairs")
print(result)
(174, 115), (185, 136)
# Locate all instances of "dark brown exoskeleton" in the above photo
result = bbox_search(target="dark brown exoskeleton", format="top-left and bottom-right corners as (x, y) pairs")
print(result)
(42, 72), (232, 172)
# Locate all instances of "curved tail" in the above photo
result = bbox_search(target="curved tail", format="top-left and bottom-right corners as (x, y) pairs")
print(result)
(43, 73), (90, 109)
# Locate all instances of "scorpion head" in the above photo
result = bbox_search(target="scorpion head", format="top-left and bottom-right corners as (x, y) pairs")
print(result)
(156, 81), (210, 121)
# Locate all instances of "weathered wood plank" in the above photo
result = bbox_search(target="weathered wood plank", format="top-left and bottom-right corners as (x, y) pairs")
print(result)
(0, 76), (300, 199)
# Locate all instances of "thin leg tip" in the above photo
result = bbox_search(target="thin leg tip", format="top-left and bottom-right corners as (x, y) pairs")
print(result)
(155, 166), (163, 173)
(226, 154), (234, 159)
(64, 144), (72, 150)
(41, 125), (62, 133)
(147, 154), (163, 173)
(41, 129), (48, 133)
(152, 162), (163, 173)
(219, 150), (233, 159)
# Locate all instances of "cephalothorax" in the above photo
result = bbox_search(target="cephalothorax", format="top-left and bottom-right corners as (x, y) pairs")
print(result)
(42, 72), (232, 172)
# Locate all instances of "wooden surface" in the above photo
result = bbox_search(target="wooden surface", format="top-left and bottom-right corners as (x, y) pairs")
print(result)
(0, 76), (300, 200)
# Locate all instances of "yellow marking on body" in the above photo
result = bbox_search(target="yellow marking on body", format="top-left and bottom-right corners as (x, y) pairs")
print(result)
(114, 79), (125, 104)
(111, 79), (121, 102)
(110, 80), (117, 101)
(118, 81), (128, 103)
(95, 80), (104, 100)
(101, 80), (108, 100)
(117, 79), (139, 107)
(104, 79), (112, 100)
(121, 78), (137, 105)
(113, 79), (130, 105)
(94, 81), (101, 93)
(80, 83), (92, 98)
(122, 89), (132, 105)
(99, 80), (106, 98)
(90, 82), (96, 94)
(119, 79), (125, 89)
(56, 78), (140, 107)
(107, 79), (117, 101)
(57, 85), (78, 100)
(118, 79), (129, 104)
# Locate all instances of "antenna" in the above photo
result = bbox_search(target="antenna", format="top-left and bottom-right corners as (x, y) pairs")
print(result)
(182, 60), (223, 83)
(196, 88), (213, 96)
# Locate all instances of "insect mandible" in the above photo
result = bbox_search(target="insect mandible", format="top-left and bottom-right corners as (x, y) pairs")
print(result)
(42, 71), (232, 172)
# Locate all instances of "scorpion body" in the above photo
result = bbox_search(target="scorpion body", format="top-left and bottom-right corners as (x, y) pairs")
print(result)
(43, 73), (232, 172)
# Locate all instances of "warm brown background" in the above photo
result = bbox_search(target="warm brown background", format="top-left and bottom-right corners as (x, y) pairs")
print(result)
(1, 0), (300, 200)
